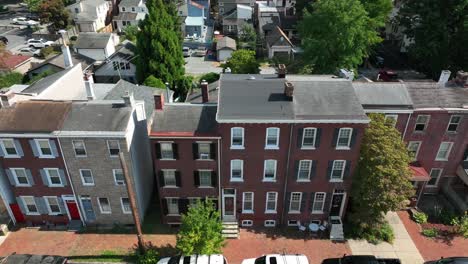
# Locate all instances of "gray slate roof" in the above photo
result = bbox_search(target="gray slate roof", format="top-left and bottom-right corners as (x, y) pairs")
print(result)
(152, 104), (218, 134)
(186, 81), (219, 103)
(61, 101), (132, 131)
(22, 66), (77, 94)
(75, 33), (112, 49)
(120, 0), (142, 6)
(217, 74), (368, 122)
(352, 82), (413, 109)
(217, 37), (236, 51)
(27, 51), (95, 73)
(405, 82), (468, 109)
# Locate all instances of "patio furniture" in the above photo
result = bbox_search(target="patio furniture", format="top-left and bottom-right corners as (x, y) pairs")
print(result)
(309, 223), (319, 232)
(298, 224), (306, 232)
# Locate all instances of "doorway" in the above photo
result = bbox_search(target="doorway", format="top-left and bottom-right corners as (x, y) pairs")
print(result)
(80, 196), (96, 222)
(330, 190), (346, 217)
(222, 189), (236, 221)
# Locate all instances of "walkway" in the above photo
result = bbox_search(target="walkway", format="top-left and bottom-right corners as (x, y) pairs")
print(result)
(348, 212), (424, 264)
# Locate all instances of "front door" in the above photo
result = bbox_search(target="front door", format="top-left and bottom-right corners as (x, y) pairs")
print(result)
(330, 192), (345, 217)
(66, 201), (81, 220)
(222, 189), (236, 221)
(80, 197), (96, 222)
(10, 203), (25, 223)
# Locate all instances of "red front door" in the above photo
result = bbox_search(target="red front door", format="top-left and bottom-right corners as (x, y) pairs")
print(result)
(10, 203), (25, 223)
(66, 201), (81, 220)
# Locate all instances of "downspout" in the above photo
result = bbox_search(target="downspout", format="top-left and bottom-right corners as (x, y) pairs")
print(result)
(56, 137), (86, 226)
(217, 138), (222, 216)
(402, 112), (412, 140)
(280, 123), (294, 225)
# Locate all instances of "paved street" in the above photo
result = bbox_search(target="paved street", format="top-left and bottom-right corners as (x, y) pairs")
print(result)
(184, 56), (222, 75)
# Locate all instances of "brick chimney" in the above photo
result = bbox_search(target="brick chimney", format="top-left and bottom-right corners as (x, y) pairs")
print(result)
(278, 64), (286, 78)
(201, 79), (209, 103)
(154, 92), (164, 110)
(284, 81), (294, 99)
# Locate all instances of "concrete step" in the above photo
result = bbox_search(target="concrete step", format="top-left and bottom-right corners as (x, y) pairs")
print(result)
(222, 224), (239, 229)
(222, 229), (239, 234)
(222, 221), (238, 225)
(222, 233), (239, 239)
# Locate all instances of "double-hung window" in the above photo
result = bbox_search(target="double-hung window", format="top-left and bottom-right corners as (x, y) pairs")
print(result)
(302, 128), (317, 148)
(436, 142), (453, 161)
(242, 192), (254, 213)
(407, 141), (421, 161)
(231, 127), (244, 149)
(45, 196), (61, 215)
(45, 168), (62, 187)
(163, 170), (177, 187)
(199, 170), (212, 187)
(113, 169), (125, 185)
(330, 160), (345, 181)
(160, 143), (174, 159)
(98, 197), (111, 214)
(21, 196), (38, 215)
(230, 160), (243, 181)
(263, 160), (277, 181)
(80, 169), (94, 186)
(297, 160), (312, 181)
(265, 192), (277, 213)
(36, 139), (53, 157)
(289, 192), (302, 213)
(72, 140), (87, 156)
(107, 140), (120, 157)
(385, 114), (398, 127)
(167, 198), (179, 215)
(11, 168), (29, 186)
(265, 127), (279, 149)
(414, 115), (430, 132)
(1, 139), (19, 157)
(428, 168), (443, 187)
(121, 198), (131, 214)
(312, 193), (326, 213)
(447, 115), (461, 132)
(336, 128), (352, 149)
(198, 143), (211, 159)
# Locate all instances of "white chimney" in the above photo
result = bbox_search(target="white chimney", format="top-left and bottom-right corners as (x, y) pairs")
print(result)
(84, 74), (95, 100)
(59, 29), (73, 68)
(122, 91), (135, 107)
(438, 70), (451, 87)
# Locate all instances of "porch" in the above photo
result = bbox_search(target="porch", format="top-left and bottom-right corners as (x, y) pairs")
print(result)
(440, 165), (468, 213)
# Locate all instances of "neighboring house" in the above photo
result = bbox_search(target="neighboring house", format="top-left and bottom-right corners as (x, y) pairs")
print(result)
(113, 0), (148, 32)
(179, 0), (210, 41)
(67, 0), (111, 32)
(266, 26), (294, 59)
(222, 4), (253, 36)
(74, 33), (118, 61)
(255, 1), (281, 38)
(26, 52), (95, 80)
(94, 40), (137, 83)
(218, 0), (255, 19)
(0, 53), (31, 74)
(216, 36), (236, 61)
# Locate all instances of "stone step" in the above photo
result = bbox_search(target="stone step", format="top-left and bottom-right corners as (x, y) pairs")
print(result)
(222, 233), (239, 239)
(222, 229), (239, 234)
(222, 221), (239, 225)
(222, 224), (239, 229)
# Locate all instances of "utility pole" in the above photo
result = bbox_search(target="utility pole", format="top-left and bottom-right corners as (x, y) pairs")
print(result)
(119, 152), (145, 254)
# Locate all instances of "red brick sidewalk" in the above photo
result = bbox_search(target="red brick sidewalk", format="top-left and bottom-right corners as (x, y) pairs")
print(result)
(397, 211), (468, 261)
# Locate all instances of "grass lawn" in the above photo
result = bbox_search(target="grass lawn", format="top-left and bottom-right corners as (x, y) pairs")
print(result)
(68, 250), (136, 263)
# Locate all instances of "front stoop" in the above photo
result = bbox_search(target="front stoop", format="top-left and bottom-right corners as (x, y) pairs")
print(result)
(222, 221), (239, 239)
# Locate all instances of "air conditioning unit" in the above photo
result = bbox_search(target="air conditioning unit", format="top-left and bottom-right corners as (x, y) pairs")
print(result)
(200, 153), (210, 159)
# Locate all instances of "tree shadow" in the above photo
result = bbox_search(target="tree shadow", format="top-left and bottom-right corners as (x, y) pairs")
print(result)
(241, 226), (335, 242)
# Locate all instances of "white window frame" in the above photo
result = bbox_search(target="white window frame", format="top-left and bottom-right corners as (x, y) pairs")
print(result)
(264, 220), (276, 227)
(230, 159), (243, 182)
(0, 139), (19, 158)
(113, 169), (125, 185)
(263, 159), (277, 182)
(197, 142), (212, 160)
(79, 169), (94, 186)
(72, 140), (87, 157)
(199, 170), (213, 187)
(21, 196), (39, 215)
(336, 128), (352, 149)
(120, 197), (131, 214)
(163, 170), (177, 187)
(427, 168), (443, 187)
(288, 220), (299, 226)
(97, 197), (112, 214)
(11, 168), (30, 187)
(447, 115), (461, 132)
(166, 197), (179, 215)
(241, 220), (253, 227)
(35, 139), (53, 158)
(414, 115), (430, 132)
(44, 196), (61, 215)
(407, 141), (422, 161)
(435, 142), (453, 161)
(230, 127), (245, 149)
(265, 192), (277, 213)
(297, 160), (312, 182)
(107, 140), (121, 157)
(311, 192), (326, 214)
(330, 160), (346, 182)
(289, 192), (302, 213)
(265, 127), (280, 149)
(385, 114), (398, 127)
(302, 127), (317, 149)
(242, 192), (254, 213)
(159, 142), (174, 160)
(44, 168), (63, 187)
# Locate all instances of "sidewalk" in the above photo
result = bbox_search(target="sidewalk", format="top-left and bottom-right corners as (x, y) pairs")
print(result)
(348, 212), (424, 264)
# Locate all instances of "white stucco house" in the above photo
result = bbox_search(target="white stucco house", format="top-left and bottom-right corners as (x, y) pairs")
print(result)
(74, 33), (119, 61)
(113, 0), (148, 32)
(67, 0), (111, 32)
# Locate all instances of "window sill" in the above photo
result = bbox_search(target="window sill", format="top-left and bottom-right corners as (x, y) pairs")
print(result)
(265, 146), (279, 150)
(296, 179), (310, 183)
(38, 155), (56, 159)
(242, 211), (254, 214)
(159, 158), (176, 161)
(265, 210), (277, 214)
(288, 211), (300, 214)
(425, 185), (438, 188)
(196, 158), (214, 161)
(16, 184), (32, 187)
(311, 211), (324, 214)
(198, 186), (214, 189)
(48, 213), (62, 216)
(109, 155), (119, 158)
(3, 155), (21, 159)
(230, 146), (245, 150)
(83, 184), (95, 186)
(167, 214), (181, 216)
(435, 159), (448, 162)
(262, 179), (276, 183)
(230, 179), (244, 182)
(446, 131), (457, 134)
(123, 211), (132, 214)
(300, 146), (316, 150)
(329, 179), (343, 183)
(100, 211), (112, 214)
(163, 186), (179, 188)
(48, 185), (65, 188)
(26, 213), (40, 216)
(335, 147), (350, 150)
(75, 155), (87, 158)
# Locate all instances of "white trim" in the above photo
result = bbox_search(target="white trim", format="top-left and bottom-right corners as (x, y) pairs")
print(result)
(263, 159), (277, 181)
(198, 169), (213, 187)
(288, 220), (299, 226)
(435, 142), (453, 161)
(10, 168), (31, 187)
(113, 169), (125, 185)
(408, 141), (422, 161)
(79, 169), (95, 186)
(301, 127), (317, 149)
(44, 168), (63, 187)
(57, 131), (126, 137)
(414, 114), (430, 132)
(336, 128), (352, 149)
(20, 196), (39, 215)
(264, 220), (276, 227)
(97, 197), (112, 214)
(242, 192), (254, 213)
(265, 192), (277, 213)
(34, 139), (54, 158)
(150, 136), (222, 139)
(44, 196), (61, 215)
(241, 220), (253, 227)
(297, 160), (312, 181)
(166, 197), (180, 215)
(120, 197), (131, 214)
(230, 159), (243, 181)
(0, 139), (20, 158)
(230, 127), (244, 149)
(0, 133), (53, 138)
(288, 192), (302, 213)
(222, 189), (236, 219)
(330, 190), (347, 218)
(107, 140), (121, 157)
(364, 109), (413, 114)
(330, 160), (346, 181)
(385, 114), (398, 127)
(414, 107), (468, 111)
(72, 140), (87, 157)
(162, 170), (177, 187)
(265, 127), (280, 149)
(311, 192), (326, 214)
(427, 168), (443, 187)
(446, 115), (461, 132)
(216, 118), (370, 124)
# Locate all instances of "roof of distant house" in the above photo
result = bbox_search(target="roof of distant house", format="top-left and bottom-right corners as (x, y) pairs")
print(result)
(79, 0), (108, 7)
(0, 53), (31, 71)
(0, 101), (71, 133)
(22, 65), (78, 95)
(186, 81), (219, 103)
(217, 36), (236, 51)
(185, 16), (204, 26)
(405, 81), (468, 109)
(217, 74), (369, 122)
(27, 50), (95, 73)
(120, 0), (142, 6)
(266, 26), (293, 47)
(75, 33), (113, 49)
(352, 82), (413, 109)
(114, 12), (138, 21)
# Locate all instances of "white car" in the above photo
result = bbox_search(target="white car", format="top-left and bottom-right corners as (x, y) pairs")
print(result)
(242, 255), (309, 264)
(12, 17), (39, 26)
(17, 47), (41, 57)
(26, 39), (54, 49)
(158, 255), (227, 264)
(183, 47), (191, 57)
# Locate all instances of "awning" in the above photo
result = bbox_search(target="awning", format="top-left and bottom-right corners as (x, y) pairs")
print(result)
(410, 165), (431, 182)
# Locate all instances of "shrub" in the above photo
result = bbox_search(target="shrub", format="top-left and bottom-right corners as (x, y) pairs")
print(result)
(412, 211), (428, 224)
(0, 72), (23, 88)
(136, 248), (159, 264)
(143, 75), (165, 89)
(451, 213), (468, 238)
(439, 208), (457, 225)
(40, 46), (54, 58)
(379, 222), (395, 243)
(199, 72), (220, 84)
(422, 228), (438, 237)
(352, 221), (395, 244)
(70, 36), (77, 41)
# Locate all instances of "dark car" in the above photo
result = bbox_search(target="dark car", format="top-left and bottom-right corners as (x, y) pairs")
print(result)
(0, 254), (67, 264)
(426, 257), (468, 264)
(322, 255), (401, 264)
(0, 36), (8, 45)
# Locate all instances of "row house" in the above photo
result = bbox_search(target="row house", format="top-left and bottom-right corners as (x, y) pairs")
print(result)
(113, 0), (148, 32)
(67, 0), (112, 33)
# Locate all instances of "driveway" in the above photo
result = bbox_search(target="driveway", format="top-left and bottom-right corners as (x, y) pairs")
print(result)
(184, 56), (222, 75)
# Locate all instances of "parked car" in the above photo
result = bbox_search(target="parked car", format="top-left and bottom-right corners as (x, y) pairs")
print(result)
(376, 70), (398, 82)
(26, 38), (54, 49)
(0, 254), (67, 264)
(158, 255), (227, 264)
(242, 254), (309, 264)
(183, 46), (192, 57)
(322, 255), (401, 264)
(0, 36), (8, 45)
(192, 46), (207, 57)
(26, 13), (40, 21)
(17, 47), (41, 57)
(12, 17), (39, 26)
(426, 257), (468, 264)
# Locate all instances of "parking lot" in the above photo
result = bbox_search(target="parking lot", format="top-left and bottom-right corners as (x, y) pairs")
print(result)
(184, 55), (223, 75)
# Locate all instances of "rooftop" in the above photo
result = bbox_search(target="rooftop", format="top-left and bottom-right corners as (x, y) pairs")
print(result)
(405, 82), (468, 109)
(217, 36), (236, 50)
(185, 16), (204, 26)
(186, 81), (219, 103)
(0, 53), (31, 71)
(22, 66), (78, 95)
(119, 0), (143, 6)
(266, 26), (293, 47)
(352, 82), (413, 109)
(27, 51), (95, 73)
(75, 33), (112, 49)
(114, 12), (138, 21)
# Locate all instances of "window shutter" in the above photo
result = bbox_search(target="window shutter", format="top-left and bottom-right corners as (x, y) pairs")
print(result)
(58, 197), (67, 214)
(162, 199), (168, 215)
(59, 169), (67, 186)
(158, 171), (165, 187)
(26, 169), (34, 185)
(155, 144), (161, 159)
(213, 199), (219, 210)
(16, 197), (27, 214)
(172, 143), (179, 159)
(14, 140), (24, 157)
(300, 193), (307, 212)
(179, 199), (188, 214)
(0, 144), (4, 157)
(350, 129), (358, 148)
(294, 160), (299, 180)
(327, 161), (333, 179)
(323, 193), (332, 212)
(6, 169), (16, 186)
(210, 143), (216, 159)
(211, 171), (217, 187)
(310, 161), (317, 179)
(35, 197), (47, 214)
(175, 171), (181, 187)
(297, 128), (303, 148)
(29, 140), (39, 157)
(344, 161), (351, 178)
(332, 129), (339, 147)
(192, 143), (198, 160)
(50, 140), (59, 157)
(315, 128), (322, 148)
(194, 171), (200, 187)
(40, 169), (48, 186)
(309, 192), (315, 213)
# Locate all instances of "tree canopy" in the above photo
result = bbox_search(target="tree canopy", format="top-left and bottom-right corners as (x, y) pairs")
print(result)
(38, 0), (70, 32)
(176, 200), (225, 255)
(298, 0), (382, 73)
(359, 0), (393, 27)
(24, 0), (42, 12)
(397, 0), (468, 79)
(238, 23), (257, 49)
(350, 114), (414, 231)
(224, 49), (260, 74)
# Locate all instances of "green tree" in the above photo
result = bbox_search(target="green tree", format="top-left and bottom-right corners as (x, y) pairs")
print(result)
(176, 200), (225, 255)
(398, 0), (468, 79)
(298, 0), (381, 73)
(0, 72), (23, 88)
(359, 0), (393, 27)
(38, 0), (70, 32)
(136, 0), (185, 88)
(143, 75), (165, 88)
(350, 114), (414, 239)
(225, 49), (260, 74)
(123, 25), (139, 42)
(24, 0), (43, 12)
(238, 23), (257, 49)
